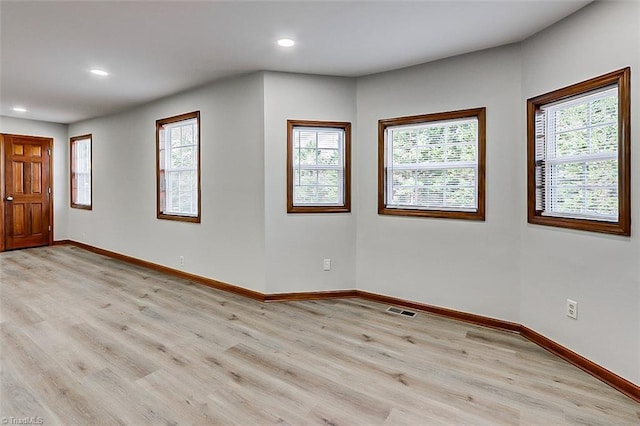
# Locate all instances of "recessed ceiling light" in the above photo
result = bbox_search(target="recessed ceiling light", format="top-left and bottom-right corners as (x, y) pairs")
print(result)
(90, 69), (109, 76)
(277, 38), (295, 47)
(13, 106), (27, 112)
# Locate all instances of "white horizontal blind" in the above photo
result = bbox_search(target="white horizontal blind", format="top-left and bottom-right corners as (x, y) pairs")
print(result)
(385, 117), (478, 211)
(293, 127), (345, 206)
(539, 85), (618, 221)
(73, 137), (91, 206)
(534, 110), (546, 211)
(159, 118), (198, 216)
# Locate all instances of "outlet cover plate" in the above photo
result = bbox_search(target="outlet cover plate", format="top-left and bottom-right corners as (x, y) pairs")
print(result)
(566, 299), (578, 319)
(323, 259), (331, 271)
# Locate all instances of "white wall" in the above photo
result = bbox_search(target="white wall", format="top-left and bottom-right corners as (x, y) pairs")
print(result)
(65, 71), (358, 296)
(0, 116), (69, 240)
(355, 46), (522, 322)
(351, 1), (639, 384)
(263, 72), (357, 293)
(520, 0), (640, 384)
(68, 73), (267, 293)
(10, 0), (637, 387)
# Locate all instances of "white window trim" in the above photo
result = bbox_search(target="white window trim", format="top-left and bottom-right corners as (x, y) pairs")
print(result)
(71, 135), (92, 209)
(540, 85), (618, 222)
(384, 117), (479, 213)
(160, 118), (198, 217)
(73, 137), (91, 206)
(292, 126), (345, 207)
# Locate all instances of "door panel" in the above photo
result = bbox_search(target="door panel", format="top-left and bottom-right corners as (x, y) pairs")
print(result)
(13, 161), (25, 194)
(32, 163), (42, 193)
(31, 145), (42, 157)
(12, 203), (26, 236)
(31, 203), (44, 234)
(2, 134), (52, 250)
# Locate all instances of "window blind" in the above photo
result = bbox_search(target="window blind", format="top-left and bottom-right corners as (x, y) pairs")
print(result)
(159, 118), (198, 217)
(73, 137), (91, 206)
(536, 85), (618, 221)
(385, 117), (479, 212)
(292, 126), (345, 206)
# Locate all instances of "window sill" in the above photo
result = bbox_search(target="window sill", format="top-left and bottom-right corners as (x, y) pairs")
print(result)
(71, 204), (92, 210)
(379, 206), (485, 221)
(157, 213), (201, 223)
(527, 214), (629, 236)
(288, 205), (351, 214)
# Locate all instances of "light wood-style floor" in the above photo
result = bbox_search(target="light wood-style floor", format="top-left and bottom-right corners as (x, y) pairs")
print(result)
(1, 246), (638, 425)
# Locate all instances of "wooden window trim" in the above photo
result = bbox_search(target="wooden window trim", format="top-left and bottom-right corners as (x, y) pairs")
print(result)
(526, 68), (631, 236)
(156, 111), (201, 223)
(287, 120), (351, 213)
(70, 134), (92, 210)
(378, 108), (486, 221)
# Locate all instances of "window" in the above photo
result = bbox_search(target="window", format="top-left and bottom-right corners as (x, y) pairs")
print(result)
(156, 111), (201, 222)
(527, 68), (630, 235)
(70, 134), (92, 209)
(287, 120), (351, 213)
(378, 108), (486, 220)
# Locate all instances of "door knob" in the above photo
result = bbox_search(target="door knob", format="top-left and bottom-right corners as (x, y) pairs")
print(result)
(6, 196), (13, 201)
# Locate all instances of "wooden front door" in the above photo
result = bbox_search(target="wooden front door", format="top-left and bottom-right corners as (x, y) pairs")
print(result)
(1, 134), (53, 251)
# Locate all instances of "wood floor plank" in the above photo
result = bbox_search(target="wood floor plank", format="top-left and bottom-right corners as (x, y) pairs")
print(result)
(1, 245), (638, 425)
(19, 319), (108, 381)
(0, 361), (60, 424)
(81, 367), (179, 425)
(135, 369), (230, 425)
(66, 321), (159, 381)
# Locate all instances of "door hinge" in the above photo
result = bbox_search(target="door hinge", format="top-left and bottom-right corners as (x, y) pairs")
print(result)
(47, 148), (51, 156)
(48, 225), (51, 231)
(48, 187), (51, 194)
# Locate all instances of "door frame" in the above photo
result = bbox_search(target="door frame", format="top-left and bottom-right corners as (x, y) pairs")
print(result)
(0, 133), (54, 252)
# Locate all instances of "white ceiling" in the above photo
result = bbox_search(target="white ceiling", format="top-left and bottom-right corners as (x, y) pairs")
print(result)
(1, 0), (591, 124)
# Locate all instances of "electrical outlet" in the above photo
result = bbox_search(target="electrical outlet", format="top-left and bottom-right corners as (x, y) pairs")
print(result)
(566, 299), (577, 319)
(179, 256), (185, 266)
(323, 258), (331, 271)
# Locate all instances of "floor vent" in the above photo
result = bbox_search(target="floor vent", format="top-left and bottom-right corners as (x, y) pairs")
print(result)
(386, 306), (417, 318)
